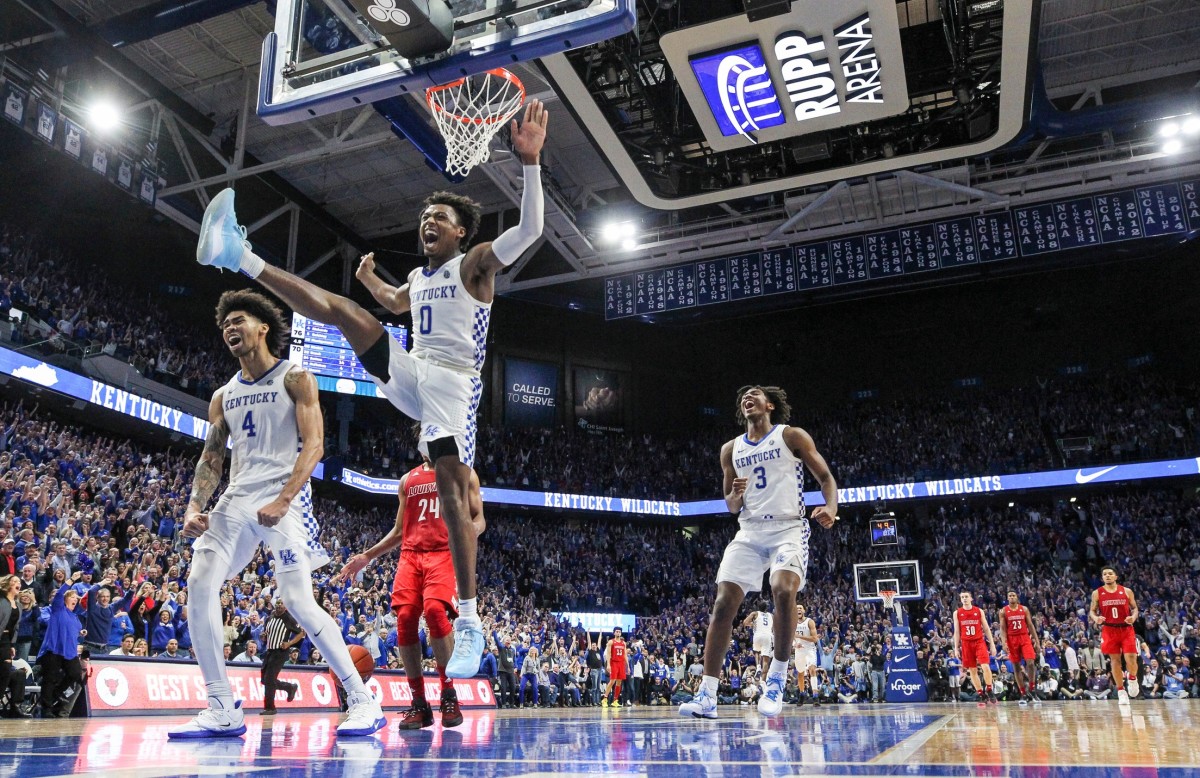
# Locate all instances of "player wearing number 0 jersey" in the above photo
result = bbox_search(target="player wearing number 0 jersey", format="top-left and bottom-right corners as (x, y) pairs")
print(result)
(1000, 592), (1041, 705)
(194, 100), (550, 679)
(172, 291), (385, 740)
(340, 456), (485, 729)
(1089, 566), (1140, 705)
(680, 385), (838, 721)
(953, 591), (998, 706)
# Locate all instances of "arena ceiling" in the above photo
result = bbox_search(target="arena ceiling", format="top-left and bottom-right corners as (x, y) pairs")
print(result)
(3, 0), (1200, 309)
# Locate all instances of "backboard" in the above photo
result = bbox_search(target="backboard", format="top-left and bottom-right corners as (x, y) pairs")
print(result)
(258, 0), (636, 125)
(853, 559), (922, 603)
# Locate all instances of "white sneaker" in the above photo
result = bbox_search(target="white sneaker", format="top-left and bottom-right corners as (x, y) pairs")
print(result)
(678, 688), (718, 719)
(758, 673), (785, 717)
(447, 616), (485, 678)
(168, 699), (246, 739)
(1117, 689), (1131, 705)
(1127, 678), (1140, 698)
(338, 691), (387, 737)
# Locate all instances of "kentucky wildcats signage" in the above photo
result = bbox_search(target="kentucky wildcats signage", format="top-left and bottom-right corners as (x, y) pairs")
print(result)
(666, 0), (907, 151)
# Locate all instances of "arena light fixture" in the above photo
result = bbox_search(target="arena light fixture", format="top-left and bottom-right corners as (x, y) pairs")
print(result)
(1162, 138), (1184, 155)
(1183, 116), (1200, 135)
(88, 100), (123, 134)
(1159, 121), (1180, 138)
(601, 221), (638, 245)
(621, 238), (637, 251)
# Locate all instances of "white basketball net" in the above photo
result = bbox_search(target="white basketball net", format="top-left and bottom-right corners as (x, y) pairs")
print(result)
(426, 68), (526, 177)
(880, 590), (898, 613)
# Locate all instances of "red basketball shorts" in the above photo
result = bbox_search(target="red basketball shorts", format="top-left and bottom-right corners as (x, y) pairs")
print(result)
(1007, 637), (1036, 663)
(1101, 625), (1136, 655)
(391, 549), (457, 614)
(609, 664), (627, 681)
(960, 640), (990, 669)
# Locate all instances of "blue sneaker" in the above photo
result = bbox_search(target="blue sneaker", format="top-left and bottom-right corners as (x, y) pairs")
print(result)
(197, 187), (249, 272)
(168, 699), (246, 739)
(758, 673), (785, 716)
(446, 615), (484, 678)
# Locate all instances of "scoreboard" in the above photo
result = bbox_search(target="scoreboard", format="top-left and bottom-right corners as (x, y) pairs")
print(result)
(289, 312), (408, 397)
(605, 179), (1199, 319)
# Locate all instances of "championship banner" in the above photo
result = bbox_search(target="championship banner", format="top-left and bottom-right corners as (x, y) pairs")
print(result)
(63, 118), (84, 160)
(573, 366), (624, 432)
(35, 101), (57, 144)
(503, 357), (558, 428)
(86, 656), (495, 717)
(3, 83), (26, 126)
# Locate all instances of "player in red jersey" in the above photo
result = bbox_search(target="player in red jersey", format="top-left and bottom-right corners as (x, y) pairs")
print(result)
(1000, 591), (1041, 705)
(1089, 566), (1139, 705)
(340, 456), (485, 729)
(603, 628), (629, 707)
(953, 591), (998, 706)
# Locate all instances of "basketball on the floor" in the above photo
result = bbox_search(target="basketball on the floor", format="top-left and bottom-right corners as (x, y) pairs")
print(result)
(349, 645), (374, 680)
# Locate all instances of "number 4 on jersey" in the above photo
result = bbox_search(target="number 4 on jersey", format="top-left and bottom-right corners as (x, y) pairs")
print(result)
(242, 411), (257, 437)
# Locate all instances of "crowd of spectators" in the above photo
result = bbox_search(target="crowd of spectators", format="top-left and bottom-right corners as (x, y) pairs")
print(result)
(0, 225), (226, 399)
(3, 397), (1196, 716)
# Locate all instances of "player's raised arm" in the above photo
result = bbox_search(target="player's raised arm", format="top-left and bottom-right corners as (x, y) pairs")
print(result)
(469, 100), (548, 277)
(257, 369), (323, 528)
(721, 440), (747, 515)
(784, 426), (838, 528)
(340, 473), (410, 580)
(355, 252), (412, 315)
(183, 392), (229, 538)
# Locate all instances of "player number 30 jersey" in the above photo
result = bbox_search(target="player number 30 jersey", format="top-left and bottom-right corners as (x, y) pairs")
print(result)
(731, 425), (806, 524)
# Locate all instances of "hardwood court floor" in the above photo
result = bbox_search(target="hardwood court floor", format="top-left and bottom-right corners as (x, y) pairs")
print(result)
(0, 700), (1195, 776)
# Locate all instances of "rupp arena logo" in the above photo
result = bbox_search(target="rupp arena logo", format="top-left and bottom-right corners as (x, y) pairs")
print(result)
(689, 44), (785, 141)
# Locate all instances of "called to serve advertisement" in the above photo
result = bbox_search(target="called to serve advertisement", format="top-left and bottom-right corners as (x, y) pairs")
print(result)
(503, 357), (558, 428)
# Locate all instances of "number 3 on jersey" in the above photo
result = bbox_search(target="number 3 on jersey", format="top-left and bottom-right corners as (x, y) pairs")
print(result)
(242, 411), (257, 438)
(752, 465), (767, 489)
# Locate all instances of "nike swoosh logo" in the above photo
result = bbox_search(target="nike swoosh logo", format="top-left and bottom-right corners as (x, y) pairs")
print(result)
(1075, 466), (1118, 484)
(891, 654), (911, 663)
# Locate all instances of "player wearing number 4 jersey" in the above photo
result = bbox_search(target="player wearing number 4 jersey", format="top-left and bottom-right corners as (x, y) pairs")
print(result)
(1000, 591), (1041, 706)
(194, 101), (549, 678)
(1090, 566), (1140, 705)
(170, 291), (385, 739)
(340, 453), (485, 730)
(953, 591), (998, 706)
(680, 385), (838, 721)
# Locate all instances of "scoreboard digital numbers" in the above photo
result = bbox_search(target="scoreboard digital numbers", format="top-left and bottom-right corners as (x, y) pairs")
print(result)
(289, 313), (408, 397)
(603, 179), (1200, 320)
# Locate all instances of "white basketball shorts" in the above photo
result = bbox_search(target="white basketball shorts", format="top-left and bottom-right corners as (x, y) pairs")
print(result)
(795, 648), (818, 673)
(195, 480), (330, 574)
(753, 635), (774, 655)
(370, 337), (481, 466)
(716, 519), (811, 595)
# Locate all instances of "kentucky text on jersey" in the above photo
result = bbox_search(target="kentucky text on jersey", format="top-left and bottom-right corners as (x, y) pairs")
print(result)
(409, 285), (457, 302)
(734, 448), (782, 469)
(223, 391), (280, 410)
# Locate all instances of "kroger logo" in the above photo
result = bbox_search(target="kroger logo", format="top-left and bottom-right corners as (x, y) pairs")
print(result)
(690, 44), (785, 141)
(891, 679), (922, 696)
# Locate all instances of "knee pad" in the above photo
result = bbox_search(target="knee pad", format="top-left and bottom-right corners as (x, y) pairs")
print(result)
(357, 333), (391, 383)
(426, 436), (459, 463)
(395, 605), (421, 645)
(423, 600), (453, 640)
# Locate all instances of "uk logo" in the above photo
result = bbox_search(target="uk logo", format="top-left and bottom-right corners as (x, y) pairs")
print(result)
(689, 44), (785, 142)
(279, 549), (298, 567)
(894, 633), (910, 647)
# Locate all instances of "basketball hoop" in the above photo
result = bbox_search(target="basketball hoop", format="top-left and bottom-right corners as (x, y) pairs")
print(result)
(880, 590), (898, 612)
(426, 68), (526, 177)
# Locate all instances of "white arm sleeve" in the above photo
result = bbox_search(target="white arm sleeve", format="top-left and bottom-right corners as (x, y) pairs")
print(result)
(489, 165), (544, 266)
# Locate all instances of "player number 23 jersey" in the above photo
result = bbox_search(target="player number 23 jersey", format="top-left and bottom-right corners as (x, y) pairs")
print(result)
(731, 425), (806, 523)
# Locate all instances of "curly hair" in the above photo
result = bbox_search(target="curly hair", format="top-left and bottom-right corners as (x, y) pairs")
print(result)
(215, 289), (290, 358)
(424, 191), (483, 249)
(734, 385), (792, 427)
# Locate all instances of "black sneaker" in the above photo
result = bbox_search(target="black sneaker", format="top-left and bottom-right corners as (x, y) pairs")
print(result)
(440, 688), (464, 728)
(286, 683), (298, 702)
(398, 700), (434, 730)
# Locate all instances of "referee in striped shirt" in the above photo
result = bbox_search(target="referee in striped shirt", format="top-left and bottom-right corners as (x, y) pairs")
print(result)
(261, 599), (304, 714)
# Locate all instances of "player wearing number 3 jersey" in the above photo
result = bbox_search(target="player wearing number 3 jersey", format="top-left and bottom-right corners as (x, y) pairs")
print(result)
(680, 385), (838, 721)
(339, 455), (485, 729)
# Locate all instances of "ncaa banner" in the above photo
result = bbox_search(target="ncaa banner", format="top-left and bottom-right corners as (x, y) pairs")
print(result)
(503, 357), (558, 428)
(85, 656), (495, 716)
(35, 101), (56, 144)
(3, 83), (26, 126)
(63, 117), (84, 160)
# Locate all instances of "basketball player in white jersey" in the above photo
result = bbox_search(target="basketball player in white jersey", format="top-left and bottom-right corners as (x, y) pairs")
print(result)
(680, 385), (838, 719)
(741, 600), (774, 676)
(793, 603), (820, 706)
(192, 102), (549, 677)
(170, 291), (385, 738)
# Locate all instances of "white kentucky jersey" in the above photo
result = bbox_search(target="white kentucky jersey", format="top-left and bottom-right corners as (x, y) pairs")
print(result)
(731, 424), (806, 524)
(408, 254), (492, 374)
(794, 618), (815, 652)
(220, 359), (302, 494)
(753, 611), (773, 641)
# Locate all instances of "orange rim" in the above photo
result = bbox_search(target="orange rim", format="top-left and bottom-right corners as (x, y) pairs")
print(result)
(425, 68), (526, 126)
